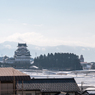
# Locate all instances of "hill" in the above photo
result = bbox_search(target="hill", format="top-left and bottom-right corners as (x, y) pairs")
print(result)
(34, 53), (82, 70)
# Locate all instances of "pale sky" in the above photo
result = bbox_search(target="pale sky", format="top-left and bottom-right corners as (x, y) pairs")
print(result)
(0, 0), (95, 47)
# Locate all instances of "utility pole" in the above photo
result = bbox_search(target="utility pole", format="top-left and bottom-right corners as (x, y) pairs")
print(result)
(22, 81), (23, 95)
(13, 68), (15, 95)
(81, 81), (84, 91)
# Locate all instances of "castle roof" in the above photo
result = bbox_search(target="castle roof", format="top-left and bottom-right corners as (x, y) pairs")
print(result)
(18, 43), (27, 47)
(15, 48), (30, 56)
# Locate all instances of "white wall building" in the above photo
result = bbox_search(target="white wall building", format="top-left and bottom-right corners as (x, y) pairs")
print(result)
(14, 43), (31, 63)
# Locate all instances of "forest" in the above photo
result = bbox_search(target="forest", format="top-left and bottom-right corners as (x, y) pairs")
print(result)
(34, 53), (82, 70)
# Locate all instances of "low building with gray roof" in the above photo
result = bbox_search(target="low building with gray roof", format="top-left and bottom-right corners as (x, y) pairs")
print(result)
(16, 78), (80, 95)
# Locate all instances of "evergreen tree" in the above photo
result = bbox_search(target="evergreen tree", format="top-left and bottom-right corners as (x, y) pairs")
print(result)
(34, 53), (82, 70)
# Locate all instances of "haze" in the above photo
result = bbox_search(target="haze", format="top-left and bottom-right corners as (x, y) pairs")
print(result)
(0, 0), (95, 47)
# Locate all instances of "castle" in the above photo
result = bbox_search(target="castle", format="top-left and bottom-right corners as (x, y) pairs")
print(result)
(3, 43), (31, 64)
(14, 43), (31, 63)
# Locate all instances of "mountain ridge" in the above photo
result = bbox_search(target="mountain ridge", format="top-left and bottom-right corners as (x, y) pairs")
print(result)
(0, 41), (95, 62)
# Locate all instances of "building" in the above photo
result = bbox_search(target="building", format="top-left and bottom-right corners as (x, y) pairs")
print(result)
(0, 67), (30, 95)
(0, 67), (80, 95)
(17, 78), (80, 95)
(3, 57), (15, 64)
(0, 57), (3, 63)
(80, 55), (84, 62)
(3, 55), (9, 63)
(82, 90), (95, 95)
(14, 43), (31, 64)
(79, 55), (93, 70)
(80, 62), (93, 70)
(3, 56), (15, 64)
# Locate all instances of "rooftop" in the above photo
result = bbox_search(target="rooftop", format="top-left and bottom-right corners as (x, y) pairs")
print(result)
(18, 43), (27, 47)
(87, 91), (95, 94)
(0, 67), (31, 81)
(17, 78), (80, 92)
(0, 67), (28, 76)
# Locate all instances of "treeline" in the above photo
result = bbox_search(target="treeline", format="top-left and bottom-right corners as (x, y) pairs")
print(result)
(34, 53), (82, 70)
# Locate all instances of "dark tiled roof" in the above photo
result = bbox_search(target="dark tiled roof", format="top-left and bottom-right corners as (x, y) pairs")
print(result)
(17, 78), (80, 92)
(15, 48), (30, 56)
(18, 43), (27, 47)
(0, 76), (31, 81)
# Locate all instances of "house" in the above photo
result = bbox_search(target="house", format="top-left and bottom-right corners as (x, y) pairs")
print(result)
(0, 67), (31, 95)
(4, 57), (15, 64)
(16, 78), (80, 95)
(82, 90), (95, 95)
(3, 55), (9, 63)
(80, 62), (93, 70)
(86, 91), (95, 95)
(0, 67), (80, 95)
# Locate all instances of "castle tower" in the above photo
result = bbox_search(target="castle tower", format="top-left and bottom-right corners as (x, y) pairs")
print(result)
(80, 55), (84, 62)
(14, 43), (31, 63)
